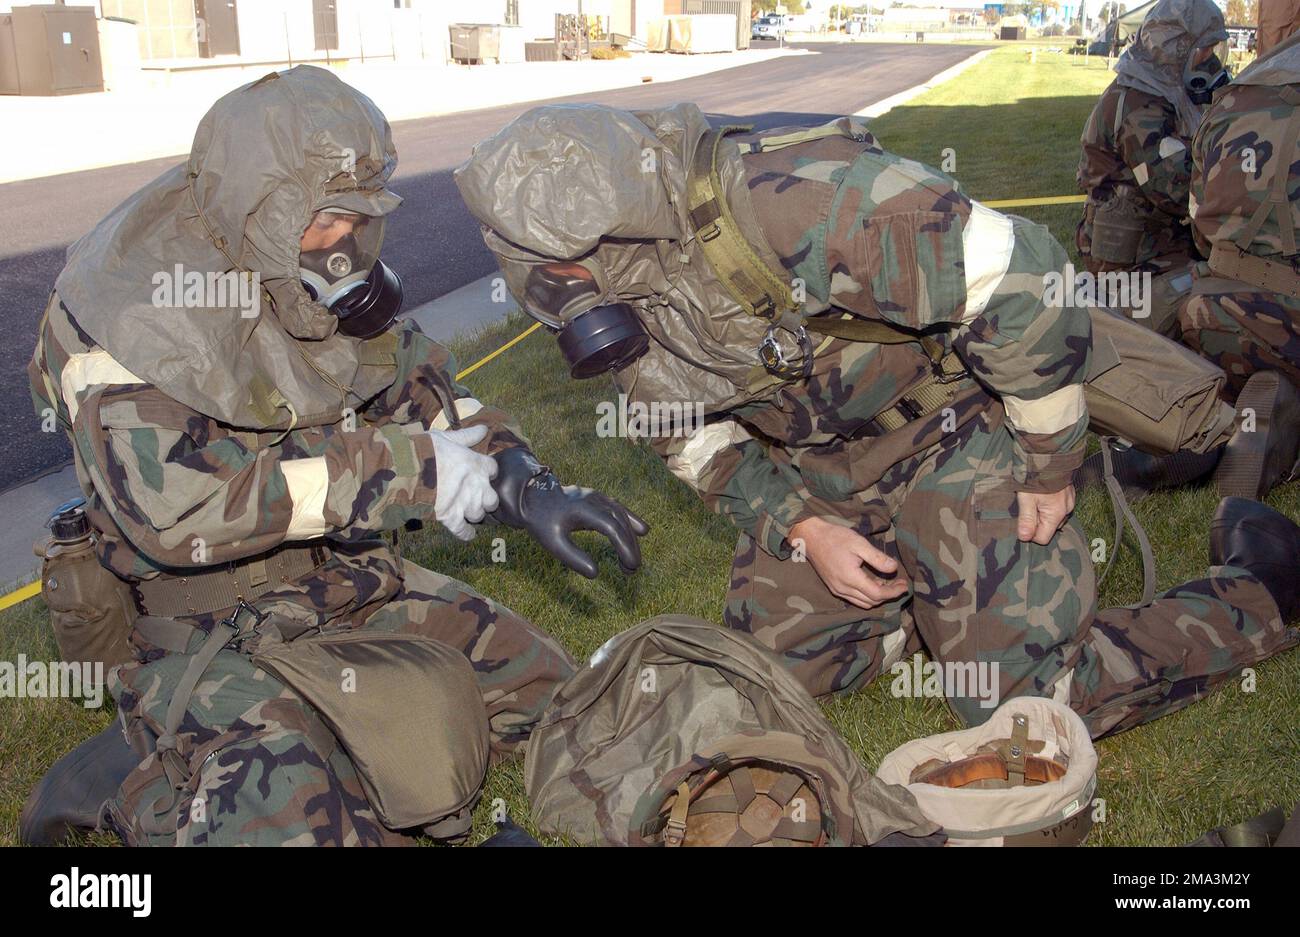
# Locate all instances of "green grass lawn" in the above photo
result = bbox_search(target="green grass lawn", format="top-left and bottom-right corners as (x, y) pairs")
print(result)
(3, 47), (1297, 847)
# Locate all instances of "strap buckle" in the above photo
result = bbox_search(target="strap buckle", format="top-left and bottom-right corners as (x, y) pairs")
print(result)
(759, 324), (813, 380)
(222, 599), (267, 649)
(662, 817), (687, 846)
(930, 354), (971, 385)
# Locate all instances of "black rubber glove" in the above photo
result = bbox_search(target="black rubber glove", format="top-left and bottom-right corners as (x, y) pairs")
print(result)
(491, 447), (649, 578)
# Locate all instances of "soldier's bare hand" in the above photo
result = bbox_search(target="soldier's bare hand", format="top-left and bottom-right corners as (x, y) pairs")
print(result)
(789, 517), (909, 610)
(1016, 486), (1076, 546)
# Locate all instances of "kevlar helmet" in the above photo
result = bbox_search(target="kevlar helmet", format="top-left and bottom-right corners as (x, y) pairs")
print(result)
(876, 697), (1098, 847)
(629, 732), (855, 847)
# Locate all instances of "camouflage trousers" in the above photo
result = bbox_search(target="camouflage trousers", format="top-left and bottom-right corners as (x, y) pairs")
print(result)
(723, 408), (1297, 738)
(1177, 280), (1300, 399)
(108, 561), (576, 846)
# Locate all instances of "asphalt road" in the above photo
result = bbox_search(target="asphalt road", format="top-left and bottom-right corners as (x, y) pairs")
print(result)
(0, 41), (979, 490)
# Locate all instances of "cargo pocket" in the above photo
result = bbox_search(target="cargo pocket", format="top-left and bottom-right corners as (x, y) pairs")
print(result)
(859, 211), (967, 327)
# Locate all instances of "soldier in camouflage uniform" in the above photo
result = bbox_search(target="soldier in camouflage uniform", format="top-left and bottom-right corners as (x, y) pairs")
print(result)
(457, 101), (1300, 739)
(1179, 35), (1300, 395)
(25, 68), (648, 845)
(1164, 33), (1300, 499)
(1076, 0), (1229, 276)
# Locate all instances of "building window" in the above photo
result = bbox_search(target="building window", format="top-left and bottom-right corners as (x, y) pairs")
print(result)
(313, 0), (339, 51)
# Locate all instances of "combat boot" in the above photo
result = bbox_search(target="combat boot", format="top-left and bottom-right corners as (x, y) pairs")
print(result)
(1074, 439), (1220, 502)
(1209, 497), (1300, 621)
(1213, 371), (1300, 500)
(19, 723), (138, 845)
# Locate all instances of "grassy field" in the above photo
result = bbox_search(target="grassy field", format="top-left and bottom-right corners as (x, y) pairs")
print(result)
(3, 47), (1297, 847)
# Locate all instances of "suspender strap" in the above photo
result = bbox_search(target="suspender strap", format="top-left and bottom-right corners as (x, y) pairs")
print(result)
(1233, 96), (1300, 255)
(687, 126), (798, 321)
(1097, 440), (1158, 606)
(138, 601), (264, 837)
(741, 122), (864, 153)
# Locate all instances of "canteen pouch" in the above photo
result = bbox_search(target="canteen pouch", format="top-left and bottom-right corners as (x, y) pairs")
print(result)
(1088, 188), (1149, 265)
(1084, 305), (1236, 455)
(38, 536), (136, 681)
(253, 631), (490, 839)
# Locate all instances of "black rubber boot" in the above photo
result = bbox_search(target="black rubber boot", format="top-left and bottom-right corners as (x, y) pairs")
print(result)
(480, 818), (541, 847)
(19, 723), (139, 845)
(1213, 371), (1300, 501)
(1074, 441), (1221, 502)
(1209, 496), (1300, 621)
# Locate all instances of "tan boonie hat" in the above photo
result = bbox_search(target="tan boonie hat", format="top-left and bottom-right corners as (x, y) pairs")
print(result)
(876, 697), (1098, 847)
(629, 731), (854, 847)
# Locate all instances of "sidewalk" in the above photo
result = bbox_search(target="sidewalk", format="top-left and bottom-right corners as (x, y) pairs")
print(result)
(0, 48), (806, 184)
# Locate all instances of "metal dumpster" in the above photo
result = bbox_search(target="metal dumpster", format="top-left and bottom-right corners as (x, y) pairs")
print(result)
(449, 23), (501, 65)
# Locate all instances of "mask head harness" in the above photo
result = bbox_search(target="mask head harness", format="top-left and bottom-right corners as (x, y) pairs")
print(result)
(521, 261), (650, 379)
(299, 210), (404, 339)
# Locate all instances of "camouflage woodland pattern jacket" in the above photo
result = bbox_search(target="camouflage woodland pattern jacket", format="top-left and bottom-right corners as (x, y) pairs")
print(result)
(644, 129), (1090, 558)
(29, 297), (525, 594)
(1077, 83), (1199, 262)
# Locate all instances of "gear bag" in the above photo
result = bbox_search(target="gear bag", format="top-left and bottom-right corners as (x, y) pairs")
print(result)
(1085, 304), (1236, 456)
(253, 631), (489, 837)
(876, 697), (1098, 847)
(524, 615), (940, 846)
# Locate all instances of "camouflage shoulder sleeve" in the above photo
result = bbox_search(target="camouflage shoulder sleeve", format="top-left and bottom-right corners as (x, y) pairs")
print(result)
(824, 155), (1090, 491)
(364, 319), (529, 455)
(1116, 92), (1193, 219)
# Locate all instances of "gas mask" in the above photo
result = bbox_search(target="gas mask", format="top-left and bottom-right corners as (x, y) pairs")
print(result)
(519, 261), (649, 379)
(1186, 50), (1231, 105)
(299, 214), (403, 340)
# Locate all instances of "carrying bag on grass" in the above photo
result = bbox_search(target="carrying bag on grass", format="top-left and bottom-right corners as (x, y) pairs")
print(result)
(524, 615), (939, 846)
(1084, 304), (1236, 456)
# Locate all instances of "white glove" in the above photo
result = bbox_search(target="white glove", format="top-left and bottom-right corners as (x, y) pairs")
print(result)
(429, 424), (500, 541)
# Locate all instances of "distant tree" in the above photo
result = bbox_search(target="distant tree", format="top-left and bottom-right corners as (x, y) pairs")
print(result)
(1224, 0), (1259, 27)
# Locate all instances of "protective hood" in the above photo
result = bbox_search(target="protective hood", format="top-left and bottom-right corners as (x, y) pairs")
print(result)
(55, 65), (402, 430)
(1114, 0), (1228, 136)
(455, 103), (788, 412)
